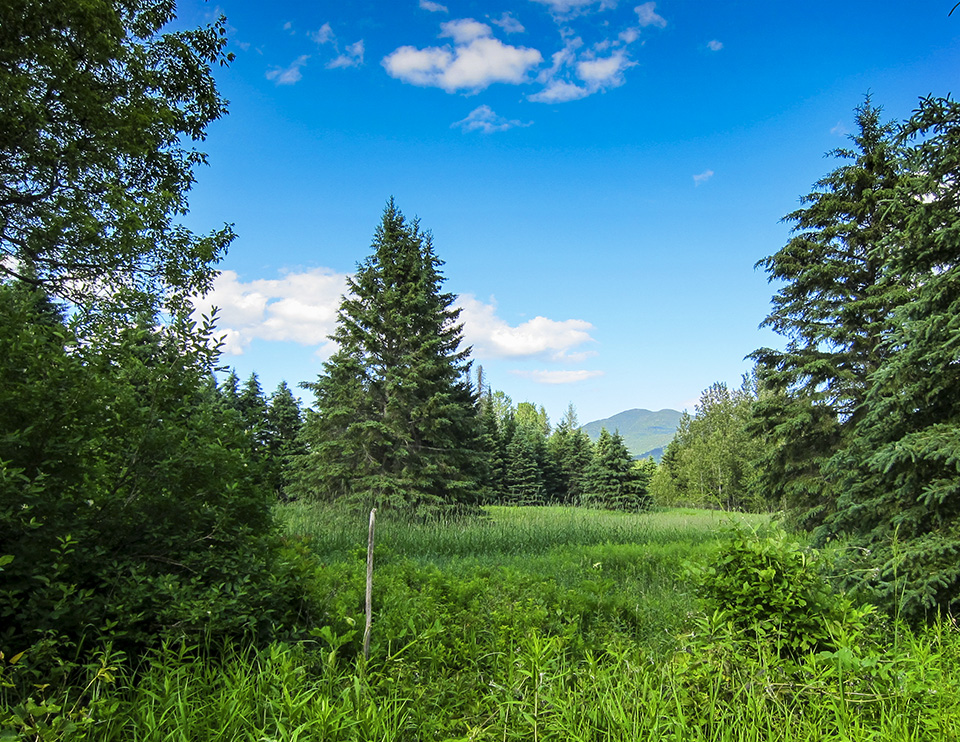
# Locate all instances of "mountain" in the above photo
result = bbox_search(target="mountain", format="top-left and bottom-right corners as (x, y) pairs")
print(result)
(580, 408), (682, 461)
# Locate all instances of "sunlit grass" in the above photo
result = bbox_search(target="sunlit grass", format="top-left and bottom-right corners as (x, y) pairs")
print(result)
(11, 505), (960, 742)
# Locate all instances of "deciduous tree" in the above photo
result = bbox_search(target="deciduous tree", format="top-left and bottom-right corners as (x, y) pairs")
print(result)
(0, 0), (236, 322)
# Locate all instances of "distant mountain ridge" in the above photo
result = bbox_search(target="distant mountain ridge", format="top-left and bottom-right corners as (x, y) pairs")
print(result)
(580, 408), (682, 461)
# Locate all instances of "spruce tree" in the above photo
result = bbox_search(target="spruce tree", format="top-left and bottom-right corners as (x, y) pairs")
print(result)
(583, 429), (650, 510)
(265, 381), (304, 498)
(548, 404), (594, 504)
(504, 430), (544, 504)
(288, 201), (484, 514)
(750, 98), (903, 525)
(826, 96), (960, 621)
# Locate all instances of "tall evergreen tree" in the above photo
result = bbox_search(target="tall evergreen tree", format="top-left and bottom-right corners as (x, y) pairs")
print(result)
(582, 429), (650, 510)
(750, 98), (903, 525)
(288, 201), (484, 514)
(504, 430), (544, 504)
(265, 381), (304, 498)
(238, 372), (269, 450)
(548, 404), (593, 504)
(826, 96), (960, 621)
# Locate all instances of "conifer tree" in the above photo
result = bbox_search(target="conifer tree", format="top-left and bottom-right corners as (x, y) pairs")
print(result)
(750, 98), (903, 525)
(288, 201), (484, 514)
(265, 381), (304, 497)
(826, 96), (960, 621)
(582, 429), (650, 510)
(505, 430), (544, 504)
(548, 404), (594, 504)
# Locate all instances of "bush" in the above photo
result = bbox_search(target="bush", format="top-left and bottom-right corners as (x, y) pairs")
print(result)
(684, 528), (872, 658)
(0, 284), (322, 683)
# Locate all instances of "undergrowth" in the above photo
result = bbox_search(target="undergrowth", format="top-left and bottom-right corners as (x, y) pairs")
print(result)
(4, 506), (958, 741)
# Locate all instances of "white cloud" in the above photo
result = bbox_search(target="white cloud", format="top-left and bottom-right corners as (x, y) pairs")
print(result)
(693, 169), (714, 186)
(266, 55), (310, 85)
(191, 269), (348, 357)
(512, 369), (605, 384)
(635, 2), (667, 28)
(490, 12), (525, 33)
(707, 39), (723, 51)
(831, 121), (849, 136)
(576, 50), (634, 87)
(328, 40), (364, 68)
(530, 0), (616, 16)
(619, 27), (640, 43)
(383, 21), (542, 92)
(310, 23), (335, 45)
(529, 39), (632, 102)
(456, 294), (596, 360)
(192, 276), (598, 372)
(420, 0), (449, 11)
(453, 105), (531, 133)
(529, 79), (589, 103)
(440, 18), (492, 43)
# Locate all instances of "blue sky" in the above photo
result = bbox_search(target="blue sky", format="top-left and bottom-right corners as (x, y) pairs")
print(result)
(181, 0), (960, 425)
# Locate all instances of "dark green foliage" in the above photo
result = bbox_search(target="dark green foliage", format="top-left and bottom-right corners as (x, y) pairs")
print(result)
(824, 96), (960, 622)
(504, 431), (545, 504)
(264, 382), (305, 497)
(0, 0), (235, 322)
(582, 429), (650, 510)
(548, 405), (594, 504)
(755, 94), (960, 623)
(750, 98), (903, 524)
(0, 284), (320, 663)
(288, 201), (485, 514)
(686, 529), (871, 659)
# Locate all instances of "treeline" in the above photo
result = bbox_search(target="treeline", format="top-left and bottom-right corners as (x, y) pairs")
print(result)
(215, 367), (653, 511)
(478, 390), (654, 509)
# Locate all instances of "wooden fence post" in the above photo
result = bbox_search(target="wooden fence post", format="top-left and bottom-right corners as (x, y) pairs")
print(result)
(363, 508), (376, 661)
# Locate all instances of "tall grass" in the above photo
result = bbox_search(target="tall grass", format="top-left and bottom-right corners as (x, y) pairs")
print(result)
(80, 624), (960, 741)
(279, 502), (769, 563)
(7, 505), (958, 741)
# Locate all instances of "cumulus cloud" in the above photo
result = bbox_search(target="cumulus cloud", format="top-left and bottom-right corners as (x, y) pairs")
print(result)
(383, 19), (542, 92)
(419, 0), (448, 11)
(511, 369), (605, 384)
(266, 55), (310, 85)
(635, 2), (667, 28)
(328, 40), (364, 68)
(452, 105), (532, 133)
(490, 12), (525, 33)
(693, 169), (714, 186)
(707, 39), (723, 51)
(456, 294), (596, 360)
(192, 274), (597, 369)
(191, 269), (348, 357)
(440, 18), (493, 43)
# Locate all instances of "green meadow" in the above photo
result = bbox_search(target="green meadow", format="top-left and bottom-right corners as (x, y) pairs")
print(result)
(8, 505), (960, 741)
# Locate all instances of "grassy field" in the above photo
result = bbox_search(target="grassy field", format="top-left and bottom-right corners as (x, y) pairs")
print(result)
(7, 505), (960, 741)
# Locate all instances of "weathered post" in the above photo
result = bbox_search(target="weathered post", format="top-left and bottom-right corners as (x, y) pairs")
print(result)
(363, 508), (376, 661)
